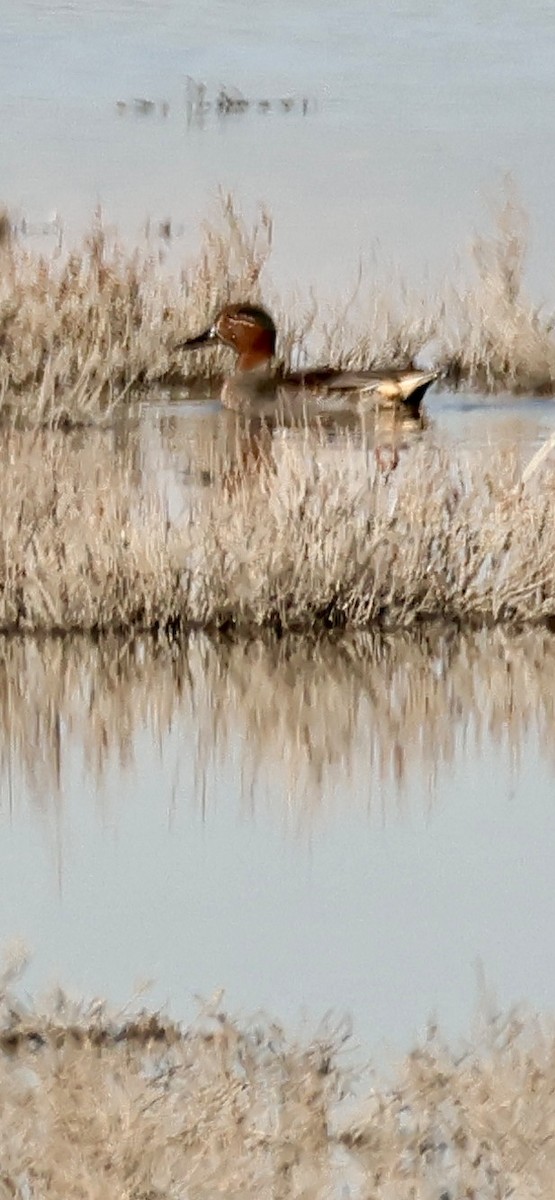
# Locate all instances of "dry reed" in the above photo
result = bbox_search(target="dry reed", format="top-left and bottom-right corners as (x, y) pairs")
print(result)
(0, 426), (555, 634)
(0, 957), (554, 1198)
(439, 186), (555, 392)
(0, 195), (272, 426)
(0, 429), (182, 633)
(0, 187), (555, 426)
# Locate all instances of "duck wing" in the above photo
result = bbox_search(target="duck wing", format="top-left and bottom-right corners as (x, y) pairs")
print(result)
(287, 366), (439, 408)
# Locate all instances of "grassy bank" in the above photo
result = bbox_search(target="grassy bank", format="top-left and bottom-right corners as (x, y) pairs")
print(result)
(1, 190), (555, 426)
(0, 963), (553, 1198)
(0, 427), (554, 635)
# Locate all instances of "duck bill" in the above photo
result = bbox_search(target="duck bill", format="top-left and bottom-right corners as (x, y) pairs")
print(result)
(177, 326), (217, 351)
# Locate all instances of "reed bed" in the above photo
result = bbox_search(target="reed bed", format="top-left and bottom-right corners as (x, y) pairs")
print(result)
(0, 426), (555, 635)
(193, 430), (555, 631)
(0, 960), (553, 1198)
(1, 624), (554, 824)
(0, 429), (183, 633)
(0, 196), (273, 426)
(1, 189), (555, 426)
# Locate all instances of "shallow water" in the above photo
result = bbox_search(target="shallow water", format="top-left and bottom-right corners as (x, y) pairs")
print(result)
(146, 383), (555, 478)
(1, 626), (555, 1052)
(1, 0), (555, 300)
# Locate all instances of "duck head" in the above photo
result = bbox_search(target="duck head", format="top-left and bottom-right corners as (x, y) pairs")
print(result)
(179, 303), (277, 372)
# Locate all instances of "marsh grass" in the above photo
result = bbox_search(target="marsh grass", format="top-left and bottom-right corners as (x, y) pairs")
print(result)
(182, 427), (555, 632)
(0, 429), (183, 633)
(439, 188), (555, 392)
(1, 188), (555, 426)
(0, 426), (555, 634)
(0, 196), (273, 426)
(0, 959), (554, 1198)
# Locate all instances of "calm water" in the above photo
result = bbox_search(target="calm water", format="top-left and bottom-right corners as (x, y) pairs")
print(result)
(1, 0), (555, 299)
(1, 627), (555, 1052)
(2, 2), (555, 1051)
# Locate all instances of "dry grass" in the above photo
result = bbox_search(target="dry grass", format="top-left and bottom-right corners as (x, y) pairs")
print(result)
(184, 426), (555, 633)
(0, 429), (183, 632)
(439, 186), (555, 392)
(340, 1004), (555, 1199)
(0, 187), (555, 426)
(0, 959), (554, 1198)
(0, 196), (273, 426)
(1, 425), (555, 634)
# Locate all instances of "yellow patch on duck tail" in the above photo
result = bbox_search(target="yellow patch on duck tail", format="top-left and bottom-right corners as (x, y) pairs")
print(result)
(373, 379), (404, 401)
(363, 371), (438, 403)
(396, 371), (438, 401)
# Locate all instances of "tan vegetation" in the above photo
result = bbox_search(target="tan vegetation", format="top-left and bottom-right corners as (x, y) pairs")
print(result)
(0, 196), (272, 426)
(439, 187), (555, 392)
(0, 425), (554, 635)
(0, 429), (182, 633)
(0, 958), (553, 1198)
(0, 188), (554, 426)
(193, 430), (555, 631)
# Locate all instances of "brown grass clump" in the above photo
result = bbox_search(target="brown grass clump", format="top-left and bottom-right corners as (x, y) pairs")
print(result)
(0, 186), (555, 425)
(0, 425), (555, 633)
(0, 196), (273, 426)
(0, 429), (183, 632)
(0, 955), (346, 1200)
(439, 186), (555, 392)
(341, 1006), (555, 1198)
(192, 429), (555, 632)
(0, 961), (554, 1198)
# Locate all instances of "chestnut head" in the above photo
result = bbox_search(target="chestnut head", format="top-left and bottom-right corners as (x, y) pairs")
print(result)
(179, 303), (277, 370)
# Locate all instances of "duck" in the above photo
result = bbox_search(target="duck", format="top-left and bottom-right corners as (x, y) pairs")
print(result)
(177, 302), (439, 413)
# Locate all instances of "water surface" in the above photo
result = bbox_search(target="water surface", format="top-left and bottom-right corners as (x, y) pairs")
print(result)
(1, 0), (555, 299)
(1, 626), (555, 1052)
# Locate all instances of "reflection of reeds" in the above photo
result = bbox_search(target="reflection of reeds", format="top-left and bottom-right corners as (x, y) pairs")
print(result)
(2, 623), (554, 817)
(1, 188), (555, 426)
(1, 428), (555, 633)
(194, 626), (555, 817)
(0, 961), (554, 1198)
